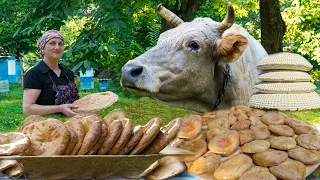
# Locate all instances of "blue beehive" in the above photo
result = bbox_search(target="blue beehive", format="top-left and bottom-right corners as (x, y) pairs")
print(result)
(80, 68), (94, 90)
(0, 56), (22, 84)
(99, 79), (109, 89)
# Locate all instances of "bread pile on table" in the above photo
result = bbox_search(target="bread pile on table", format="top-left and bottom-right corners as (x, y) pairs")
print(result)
(154, 105), (320, 180)
(0, 110), (181, 178)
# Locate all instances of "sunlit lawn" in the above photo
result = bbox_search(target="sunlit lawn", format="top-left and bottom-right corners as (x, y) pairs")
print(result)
(0, 81), (319, 132)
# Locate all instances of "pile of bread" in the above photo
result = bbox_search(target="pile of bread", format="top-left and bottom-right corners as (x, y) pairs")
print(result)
(0, 110), (181, 178)
(151, 105), (320, 180)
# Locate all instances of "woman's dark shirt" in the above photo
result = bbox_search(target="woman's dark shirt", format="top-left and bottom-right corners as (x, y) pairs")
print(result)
(24, 60), (75, 105)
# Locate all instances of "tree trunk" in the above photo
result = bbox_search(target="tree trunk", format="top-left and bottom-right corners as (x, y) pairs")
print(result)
(260, 0), (286, 54)
(161, 0), (199, 32)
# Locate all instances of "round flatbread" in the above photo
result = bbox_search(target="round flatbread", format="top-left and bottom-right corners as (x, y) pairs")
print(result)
(230, 119), (251, 131)
(78, 120), (102, 155)
(269, 136), (296, 150)
(269, 158), (306, 180)
(174, 139), (208, 163)
(142, 118), (181, 154)
(87, 123), (108, 155)
(108, 118), (134, 155)
(22, 119), (70, 156)
(205, 127), (229, 142)
(239, 129), (256, 145)
(0, 160), (16, 172)
(18, 115), (46, 132)
(214, 154), (252, 180)
(288, 146), (320, 165)
(296, 134), (320, 150)
(238, 166), (276, 180)
(64, 119), (85, 155)
(130, 118), (162, 155)
(63, 126), (78, 155)
(3, 162), (24, 177)
(241, 140), (270, 153)
(250, 124), (271, 140)
(261, 111), (285, 125)
(252, 149), (288, 167)
(177, 114), (202, 140)
(208, 130), (239, 156)
(103, 109), (128, 126)
(0, 132), (31, 156)
(188, 152), (221, 175)
(268, 124), (295, 136)
(117, 125), (144, 155)
(72, 92), (118, 112)
(146, 156), (186, 180)
(97, 120), (123, 155)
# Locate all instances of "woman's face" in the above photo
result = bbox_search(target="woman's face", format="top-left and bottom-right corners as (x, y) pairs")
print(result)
(43, 37), (64, 60)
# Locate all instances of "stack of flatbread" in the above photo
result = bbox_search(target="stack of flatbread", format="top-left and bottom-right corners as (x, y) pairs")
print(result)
(0, 92), (182, 178)
(145, 105), (320, 180)
(0, 132), (30, 177)
(17, 110), (180, 156)
(250, 52), (320, 111)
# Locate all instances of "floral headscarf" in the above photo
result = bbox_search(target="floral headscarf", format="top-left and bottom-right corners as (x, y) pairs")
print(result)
(38, 30), (64, 58)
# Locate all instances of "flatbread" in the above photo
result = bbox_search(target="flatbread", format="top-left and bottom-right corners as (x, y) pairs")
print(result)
(0, 132), (31, 155)
(117, 125), (144, 155)
(64, 119), (85, 155)
(107, 118), (133, 155)
(18, 115), (46, 132)
(22, 119), (70, 156)
(130, 118), (162, 155)
(142, 118), (181, 154)
(0, 160), (16, 171)
(97, 120), (123, 155)
(3, 162), (24, 177)
(72, 92), (118, 112)
(77, 120), (102, 155)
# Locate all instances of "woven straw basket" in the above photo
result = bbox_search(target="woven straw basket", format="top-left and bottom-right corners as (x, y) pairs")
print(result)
(257, 52), (313, 71)
(258, 71), (313, 82)
(250, 92), (320, 111)
(256, 82), (316, 94)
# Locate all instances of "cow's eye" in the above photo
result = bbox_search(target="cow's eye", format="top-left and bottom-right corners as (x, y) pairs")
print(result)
(188, 41), (200, 51)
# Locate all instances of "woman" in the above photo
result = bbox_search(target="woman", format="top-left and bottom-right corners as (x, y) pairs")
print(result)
(23, 30), (79, 116)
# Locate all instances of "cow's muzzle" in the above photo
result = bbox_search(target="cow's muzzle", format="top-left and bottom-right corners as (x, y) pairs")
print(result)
(121, 65), (143, 88)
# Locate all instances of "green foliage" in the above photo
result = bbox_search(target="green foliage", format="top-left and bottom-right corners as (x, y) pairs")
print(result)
(281, 0), (320, 62)
(1, 0), (319, 82)
(0, 0), (36, 57)
(197, 0), (261, 39)
(281, 0), (320, 81)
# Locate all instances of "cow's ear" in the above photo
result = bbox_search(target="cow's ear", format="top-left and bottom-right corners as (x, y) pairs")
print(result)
(218, 33), (248, 63)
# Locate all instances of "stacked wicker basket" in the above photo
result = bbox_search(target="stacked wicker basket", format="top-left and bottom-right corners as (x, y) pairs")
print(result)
(250, 52), (320, 111)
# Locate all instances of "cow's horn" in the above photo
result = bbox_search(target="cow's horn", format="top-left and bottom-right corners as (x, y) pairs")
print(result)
(157, 4), (184, 27)
(218, 2), (235, 33)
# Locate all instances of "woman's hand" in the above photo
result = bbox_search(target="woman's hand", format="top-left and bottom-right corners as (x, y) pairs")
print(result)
(59, 104), (78, 116)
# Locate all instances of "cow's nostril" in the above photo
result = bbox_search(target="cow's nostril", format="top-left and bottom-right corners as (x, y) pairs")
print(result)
(121, 65), (143, 88)
(130, 66), (143, 78)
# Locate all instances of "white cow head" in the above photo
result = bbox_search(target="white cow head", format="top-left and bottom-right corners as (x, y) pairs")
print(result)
(121, 3), (267, 112)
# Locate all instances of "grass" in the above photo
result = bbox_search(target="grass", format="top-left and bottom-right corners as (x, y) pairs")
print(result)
(0, 81), (319, 132)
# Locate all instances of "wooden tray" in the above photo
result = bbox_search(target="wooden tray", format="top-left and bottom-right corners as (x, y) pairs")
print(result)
(0, 146), (193, 179)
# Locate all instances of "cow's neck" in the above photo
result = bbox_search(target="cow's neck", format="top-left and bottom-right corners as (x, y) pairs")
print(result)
(217, 36), (268, 109)
(211, 63), (231, 110)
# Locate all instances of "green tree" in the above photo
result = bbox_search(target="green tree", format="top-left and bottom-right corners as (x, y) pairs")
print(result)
(0, 0), (36, 57)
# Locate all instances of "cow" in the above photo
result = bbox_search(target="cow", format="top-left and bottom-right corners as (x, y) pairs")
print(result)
(121, 3), (268, 112)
